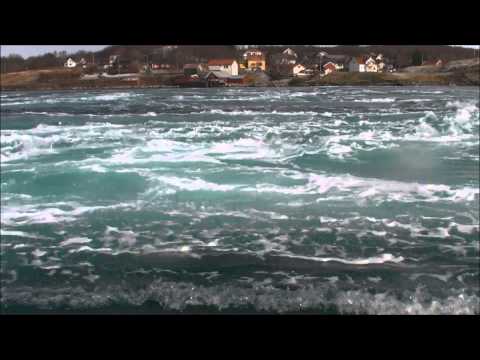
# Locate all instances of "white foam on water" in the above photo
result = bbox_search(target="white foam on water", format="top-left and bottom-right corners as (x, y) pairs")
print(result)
(89, 92), (136, 101)
(83, 274), (100, 283)
(78, 164), (108, 173)
(155, 176), (238, 192)
(450, 224), (479, 234)
(69, 246), (112, 253)
(60, 237), (92, 246)
(32, 249), (47, 258)
(0, 230), (42, 239)
(277, 252), (404, 265)
(0, 132), (59, 162)
(1, 202), (136, 226)
(22, 111), (74, 117)
(353, 98), (396, 103)
(195, 109), (318, 116)
(13, 244), (28, 249)
(180, 245), (191, 252)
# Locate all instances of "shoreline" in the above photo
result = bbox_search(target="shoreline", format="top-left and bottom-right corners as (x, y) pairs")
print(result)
(2, 66), (479, 93)
(2, 82), (479, 94)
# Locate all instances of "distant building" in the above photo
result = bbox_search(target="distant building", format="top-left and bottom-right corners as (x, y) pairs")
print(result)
(204, 71), (245, 87)
(324, 55), (349, 70)
(243, 49), (266, 71)
(243, 49), (264, 60)
(283, 48), (298, 58)
(365, 57), (378, 72)
(292, 63), (306, 76)
(348, 57), (366, 72)
(151, 63), (173, 70)
(323, 62), (337, 75)
(207, 59), (239, 76)
(296, 68), (315, 77)
(271, 53), (297, 66)
(109, 55), (119, 66)
(78, 58), (88, 69)
(64, 58), (77, 68)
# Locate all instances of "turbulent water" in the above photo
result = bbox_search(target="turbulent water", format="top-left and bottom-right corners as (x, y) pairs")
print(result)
(1, 86), (479, 314)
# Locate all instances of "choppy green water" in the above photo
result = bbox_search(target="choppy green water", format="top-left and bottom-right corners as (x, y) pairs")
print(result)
(1, 86), (479, 314)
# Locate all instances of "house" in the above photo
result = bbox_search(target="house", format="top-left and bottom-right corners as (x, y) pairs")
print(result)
(321, 55), (349, 71)
(207, 59), (239, 76)
(243, 49), (264, 60)
(243, 49), (266, 71)
(323, 62), (337, 75)
(348, 57), (366, 72)
(204, 71), (245, 87)
(246, 55), (266, 71)
(283, 48), (298, 58)
(293, 64), (306, 76)
(109, 55), (119, 66)
(151, 63), (173, 70)
(296, 68), (315, 77)
(271, 53), (297, 66)
(64, 58), (77, 68)
(365, 57), (378, 72)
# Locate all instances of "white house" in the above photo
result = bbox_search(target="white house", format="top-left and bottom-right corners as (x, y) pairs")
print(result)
(64, 58), (77, 68)
(348, 57), (366, 72)
(293, 63), (305, 76)
(365, 57), (378, 72)
(207, 59), (239, 76)
(283, 48), (298, 58)
(243, 49), (264, 59)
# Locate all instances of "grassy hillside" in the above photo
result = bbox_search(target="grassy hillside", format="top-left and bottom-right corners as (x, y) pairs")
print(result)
(0, 68), (180, 91)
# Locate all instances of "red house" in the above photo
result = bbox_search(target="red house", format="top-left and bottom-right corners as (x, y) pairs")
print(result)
(323, 62), (337, 75)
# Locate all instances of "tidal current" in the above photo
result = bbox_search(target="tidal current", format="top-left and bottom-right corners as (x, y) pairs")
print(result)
(1, 86), (479, 314)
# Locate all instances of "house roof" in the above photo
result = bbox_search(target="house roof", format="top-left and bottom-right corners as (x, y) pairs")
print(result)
(323, 62), (337, 69)
(205, 71), (231, 79)
(184, 63), (200, 69)
(283, 48), (297, 56)
(247, 55), (266, 61)
(207, 59), (237, 66)
(244, 49), (263, 56)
